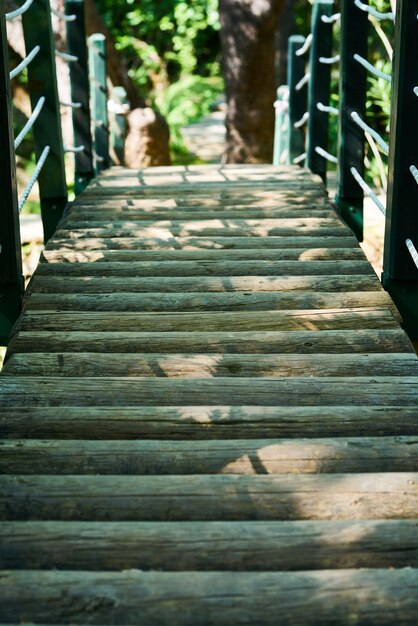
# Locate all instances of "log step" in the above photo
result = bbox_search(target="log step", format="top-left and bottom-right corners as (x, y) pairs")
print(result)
(1, 520), (417, 571)
(1, 437), (417, 475)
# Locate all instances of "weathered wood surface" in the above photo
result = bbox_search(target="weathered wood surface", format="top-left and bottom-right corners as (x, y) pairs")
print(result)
(1, 164), (418, 624)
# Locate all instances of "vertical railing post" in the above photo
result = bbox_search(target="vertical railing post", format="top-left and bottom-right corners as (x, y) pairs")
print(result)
(89, 33), (109, 173)
(21, 0), (67, 243)
(65, 0), (94, 195)
(287, 35), (308, 165)
(306, 0), (333, 182)
(382, 0), (418, 339)
(336, 0), (368, 241)
(109, 86), (128, 166)
(0, 7), (23, 344)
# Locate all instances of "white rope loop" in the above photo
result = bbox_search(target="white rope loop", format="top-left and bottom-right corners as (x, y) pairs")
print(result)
(55, 50), (79, 63)
(18, 145), (50, 212)
(409, 165), (418, 185)
(294, 111), (309, 129)
(295, 34), (312, 57)
(354, 0), (395, 22)
(5, 0), (34, 20)
(295, 72), (310, 92)
(14, 96), (45, 149)
(319, 54), (340, 65)
(60, 100), (82, 109)
(317, 102), (339, 116)
(51, 7), (76, 21)
(350, 166), (386, 215)
(9, 45), (40, 79)
(321, 13), (341, 23)
(353, 53), (391, 81)
(406, 239), (418, 269)
(64, 144), (85, 153)
(413, 87), (418, 98)
(351, 111), (389, 155)
(315, 146), (338, 164)
(293, 152), (307, 165)
(94, 151), (105, 163)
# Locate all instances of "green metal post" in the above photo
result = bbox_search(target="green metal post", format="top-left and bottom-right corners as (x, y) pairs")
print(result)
(306, 0), (333, 182)
(89, 33), (109, 173)
(287, 35), (308, 165)
(273, 85), (289, 166)
(0, 4), (24, 345)
(21, 0), (68, 243)
(382, 0), (418, 340)
(109, 86), (128, 166)
(335, 0), (368, 241)
(65, 0), (94, 195)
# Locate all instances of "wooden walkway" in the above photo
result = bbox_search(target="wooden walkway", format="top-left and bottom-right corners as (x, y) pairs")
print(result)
(1, 164), (418, 624)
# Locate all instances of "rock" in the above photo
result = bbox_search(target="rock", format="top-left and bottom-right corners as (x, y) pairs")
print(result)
(125, 107), (171, 167)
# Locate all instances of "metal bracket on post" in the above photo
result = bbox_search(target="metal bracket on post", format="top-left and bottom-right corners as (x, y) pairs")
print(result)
(21, 0), (68, 243)
(382, 0), (418, 340)
(287, 35), (308, 165)
(109, 86), (128, 166)
(65, 0), (94, 195)
(306, 0), (333, 183)
(89, 33), (109, 173)
(335, 0), (368, 242)
(0, 6), (24, 345)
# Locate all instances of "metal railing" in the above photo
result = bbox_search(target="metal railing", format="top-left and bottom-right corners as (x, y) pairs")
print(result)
(275, 0), (418, 339)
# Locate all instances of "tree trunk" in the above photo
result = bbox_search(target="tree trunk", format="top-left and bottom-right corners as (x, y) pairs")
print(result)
(219, 0), (286, 163)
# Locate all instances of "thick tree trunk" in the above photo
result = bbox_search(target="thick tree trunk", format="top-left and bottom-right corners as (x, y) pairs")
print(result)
(219, 0), (286, 163)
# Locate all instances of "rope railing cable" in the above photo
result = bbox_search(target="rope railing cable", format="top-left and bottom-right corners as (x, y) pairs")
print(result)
(18, 145), (50, 211)
(5, 0), (34, 20)
(350, 166), (386, 215)
(321, 12), (340, 23)
(294, 111), (309, 129)
(14, 96), (45, 149)
(317, 102), (339, 115)
(55, 49), (78, 62)
(293, 152), (307, 165)
(354, 0), (395, 22)
(295, 72), (310, 91)
(295, 33), (312, 57)
(60, 100), (82, 109)
(64, 144), (85, 153)
(9, 45), (40, 79)
(413, 87), (418, 98)
(406, 239), (418, 269)
(319, 54), (340, 64)
(315, 146), (338, 164)
(351, 111), (389, 155)
(353, 53), (391, 81)
(51, 7), (76, 21)
(409, 164), (418, 185)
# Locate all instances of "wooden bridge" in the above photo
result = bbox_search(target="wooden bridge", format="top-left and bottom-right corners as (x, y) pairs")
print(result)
(1, 163), (418, 623)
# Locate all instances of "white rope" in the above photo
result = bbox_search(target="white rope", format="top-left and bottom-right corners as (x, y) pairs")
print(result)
(14, 96), (45, 149)
(64, 144), (85, 153)
(354, 53), (391, 81)
(51, 7), (76, 21)
(321, 13), (341, 23)
(108, 100), (130, 114)
(18, 145), (50, 211)
(295, 34), (312, 57)
(294, 111), (309, 129)
(319, 54), (340, 64)
(5, 0), (34, 20)
(317, 102), (339, 115)
(354, 0), (395, 21)
(9, 45), (40, 79)
(350, 166), (386, 215)
(409, 165), (418, 185)
(295, 72), (310, 91)
(293, 152), (307, 165)
(315, 146), (338, 164)
(55, 50), (78, 62)
(60, 100), (82, 109)
(406, 239), (418, 269)
(351, 111), (389, 155)
(413, 87), (418, 98)
(94, 151), (105, 163)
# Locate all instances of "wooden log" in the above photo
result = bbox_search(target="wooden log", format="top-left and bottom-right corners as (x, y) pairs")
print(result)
(34, 260), (375, 278)
(1, 520), (417, 571)
(1, 568), (418, 625)
(64, 208), (337, 221)
(7, 330), (413, 357)
(28, 275), (382, 294)
(6, 352), (417, 379)
(13, 308), (399, 334)
(1, 437), (417, 475)
(1, 473), (417, 520)
(0, 376), (417, 407)
(1, 406), (417, 440)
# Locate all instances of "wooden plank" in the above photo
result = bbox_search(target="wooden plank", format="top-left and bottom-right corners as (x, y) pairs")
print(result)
(34, 260), (375, 277)
(65, 208), (337, 221)
(1, 406), (417, 440)
(1, 568), (418, 625)
(5, 353), (417, 378)
(7, 330), (413, 357)
(1, 520), (417, 571)
(0, 376), (417, 407)
(1, 473), (417, 520)
(12, 308), (401, 333)
(1, 437), (417, 475)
